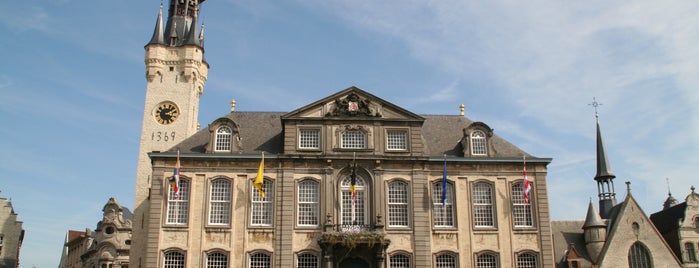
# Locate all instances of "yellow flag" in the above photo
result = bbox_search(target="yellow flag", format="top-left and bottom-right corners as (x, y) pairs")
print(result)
(254, 153), (265, 198)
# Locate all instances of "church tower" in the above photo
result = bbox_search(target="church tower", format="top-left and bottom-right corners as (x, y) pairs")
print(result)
(131, 1), (208, 266)
(591, 99), (617, 219)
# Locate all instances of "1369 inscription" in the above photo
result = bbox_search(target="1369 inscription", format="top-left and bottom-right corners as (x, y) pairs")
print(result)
(152, 131), (176, 142)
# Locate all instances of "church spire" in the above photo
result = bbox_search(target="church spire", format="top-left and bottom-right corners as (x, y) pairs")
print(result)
(147, 4), (166, 46)
(589, 98), (617, 219)
(163, 0), (205, 47)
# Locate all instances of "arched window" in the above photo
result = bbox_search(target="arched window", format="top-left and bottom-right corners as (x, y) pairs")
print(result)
(163, 250), (185, 268)
(341, 176), (368, 227)
(387, 180), (409, 227)
(214, 126), (232, 152)
(475, 252), (499, 268)
(297, 180), (320, 226)
(473, 182), (495, 228)
(389, 253), (411, 268)
(251, 179), (274, 226)
(166, 179), (190, 225)
(516, 252), (538, 268)
(432, 180), (455, 227)
(435, 253), (457, 268)
(628, 242), (652, 268)
(471, 130), (487, 155)
(296, 252), (319, 268)
(511, 182), (533, 227)
(206, 251), (228, 268)
(685, 242), (697, 263)
(249, 252), (272, 268)
(341, 130), (367, 149)
(209, 179), (231, 225)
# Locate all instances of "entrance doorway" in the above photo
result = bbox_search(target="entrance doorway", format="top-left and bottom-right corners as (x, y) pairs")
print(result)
(339, 257), (369, 268)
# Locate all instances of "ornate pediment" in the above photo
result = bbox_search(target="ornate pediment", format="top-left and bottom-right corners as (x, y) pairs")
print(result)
(326, 92), (381, 117)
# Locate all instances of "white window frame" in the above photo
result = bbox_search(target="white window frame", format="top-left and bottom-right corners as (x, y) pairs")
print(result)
(340, 176), (368, 226)
(387, 180), (409, 228)
(389, 253), (412, 268)
(473, 182), (495, 228)
(249, 251), (272, 268)
(206, 251), (228, 268)
(296, 252), (320, 268)
(215, 126), (233, 152)
(298, 128), (321, 150)
(471, 130), (487, 156)
(251, 179), (274, 227)
(163, 250), (186, 268)
(166, 179), (190, 225)
(475, 252), (499, 268)
(516, 252), (538, 268)
(432, 181), (455, 228)
(297, 180), (320, 227)
(435, 253), (458, 268)
(208, 179), (232, 226)
(341, 130), (367, 149)
(386, 129), (408, 151)
(511, 181), (533, 228)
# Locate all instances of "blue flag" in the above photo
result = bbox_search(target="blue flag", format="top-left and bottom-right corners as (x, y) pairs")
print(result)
(442, 155), (447, 205)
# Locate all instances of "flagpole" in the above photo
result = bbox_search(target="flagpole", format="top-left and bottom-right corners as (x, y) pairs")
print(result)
(351, 152), (356, 224)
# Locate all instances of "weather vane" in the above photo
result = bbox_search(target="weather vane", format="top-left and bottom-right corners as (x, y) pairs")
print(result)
(588, 97), (602, 119)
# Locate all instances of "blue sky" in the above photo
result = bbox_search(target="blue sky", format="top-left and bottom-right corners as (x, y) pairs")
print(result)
(2, 1), (698, 267)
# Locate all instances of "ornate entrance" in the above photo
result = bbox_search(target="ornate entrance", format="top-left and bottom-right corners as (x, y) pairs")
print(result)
(318, 229), (390, 268)
(339, 257), (369, 268)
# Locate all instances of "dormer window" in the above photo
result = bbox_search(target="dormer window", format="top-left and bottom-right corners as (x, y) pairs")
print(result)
(341, 130), (366, 149)
(298, 129), (321, 150)
(215, 126), (232, 152)
(470, 130), (487, 156)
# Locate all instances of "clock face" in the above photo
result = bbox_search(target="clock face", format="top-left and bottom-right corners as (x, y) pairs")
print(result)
(154, 102), (179, 125)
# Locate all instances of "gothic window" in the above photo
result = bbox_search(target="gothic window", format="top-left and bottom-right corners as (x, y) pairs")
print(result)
(475, 252), (499, 268)
(341, 176), (368, 226)
(389, 253), (411, 268)
(214, 126), (232, 152)
(471, 130), (487, 156)
(249, 252), (272, 268)
(387, 180), (410, 227)
(435, 253), (457, 268)
(432, 180), (455, 227)
(517, 252), (538, 268)
(206, 251), (228, 268)
(296, 252), (319, 268)
(628, 242), (652, 268)
(386, 129), (408, 151)
(341, 130), (367, 149)
(299, 129), (321, 150)
(297, 180), (319, 226)
(208, 178), (231, 225)
(473, 182), (495, 228)
(166, 179), (190, 225)
(251, 179), (274, 226)
(686, 242), (697, 263)
(511, 182), (533, 227)
(163, 250), (186, 268)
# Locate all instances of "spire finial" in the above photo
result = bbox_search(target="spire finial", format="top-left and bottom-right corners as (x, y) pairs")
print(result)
(589, 97), (602, 120)
(459, 104), (465, 116)
(666, 178), (672, 196)
(626, 181), (631, 194)
(691, 185), (696, 194)
(231, 99), (237, 112)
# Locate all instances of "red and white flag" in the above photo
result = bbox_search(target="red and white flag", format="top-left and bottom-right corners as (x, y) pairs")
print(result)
(523, 158), (532, 203)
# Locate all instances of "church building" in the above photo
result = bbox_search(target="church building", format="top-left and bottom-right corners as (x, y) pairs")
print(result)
(131, 1), (556, 267)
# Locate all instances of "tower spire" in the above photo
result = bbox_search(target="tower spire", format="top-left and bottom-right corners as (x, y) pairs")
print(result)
(147, 4), (166, 46)
(589, 98), (616, 219)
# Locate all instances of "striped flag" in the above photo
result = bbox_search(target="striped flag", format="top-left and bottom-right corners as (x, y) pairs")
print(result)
(169, 149), (181, 198)
(523, 157), (532, 203)
(350, 160), (357, 202)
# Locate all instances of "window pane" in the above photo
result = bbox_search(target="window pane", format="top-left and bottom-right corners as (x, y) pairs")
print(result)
(251, 181), (274, 226)
(511, 182), (533, 227)
(341, 130), (366, 149)
(388, 181), (409, 227)
(517, 253), (537, 268)
(390, 254), (411, 268)
(471, 130), (487, 155)
(473, 183), (494, 227)
(299, 129), (320, 149)
(250, 253), (271, 268)
(476, 253), (498, 268)
(163, 251), (185, 268)
(341, 176), (366, 226)
(628, 242), (652, 268)
(435, 254), (456, 268)
(685, 243), (697, 262)
(298, 180), (319, 226)
(206, 252), (228, 268)
(432, 181), (454, 227)
(166, 180), (189, 224)
(297, 253), (318, 268)
(209, 179), (231, 225)
(387, 130), (408, 150)
(215, 126), (232, 152)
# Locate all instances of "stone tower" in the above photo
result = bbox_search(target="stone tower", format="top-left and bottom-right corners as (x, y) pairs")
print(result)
(582, 200), (607, 262)
(131, 1), (208, 266)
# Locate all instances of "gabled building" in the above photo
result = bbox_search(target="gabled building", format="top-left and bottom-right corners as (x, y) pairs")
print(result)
(551, 112), (682, 268)
(0, 197), (24, 268)
(651, 186), (699, 267)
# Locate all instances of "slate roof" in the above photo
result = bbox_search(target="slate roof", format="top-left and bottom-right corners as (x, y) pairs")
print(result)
(551, 220), (593, 268)
(650, 202), (687, 234)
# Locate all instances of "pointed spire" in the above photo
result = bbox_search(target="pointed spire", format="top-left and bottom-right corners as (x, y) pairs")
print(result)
(589, 98), (617, 219)
(184, 14), (201, 46)
(199, 23), (205, 45)
(582, 200), (606, 229)
(148, 4), (166, 45)
(594, 115), (615, 180)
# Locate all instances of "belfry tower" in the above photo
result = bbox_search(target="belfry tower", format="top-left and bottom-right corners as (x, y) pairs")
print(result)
(591, 99), (617, 219)
(132, 1), (208, 266)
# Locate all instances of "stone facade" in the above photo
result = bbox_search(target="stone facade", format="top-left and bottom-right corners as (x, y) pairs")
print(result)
(651, 187), (699, 267)
(0, 198), (24, 268)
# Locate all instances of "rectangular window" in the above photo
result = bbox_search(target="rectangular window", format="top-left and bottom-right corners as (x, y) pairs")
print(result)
(297, 180), (319, 226)
(299, 129), (321, 150)
(297, 253), (319, 268)
(166, 180), (190, 225)
(206, 252), (228, 268)
(432, 182), (454, 227)
(387, 181), (409, 227)
(473, 182), (495, 228)
(251, 181), (274, 226)
(209, 179), (232, 225)
(341, 130), (366, 149)
(386, 130), (408, 151)
(511, 182), (533, 227)
(250, 253), (272, 268)
(686, 243), (698, 262)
